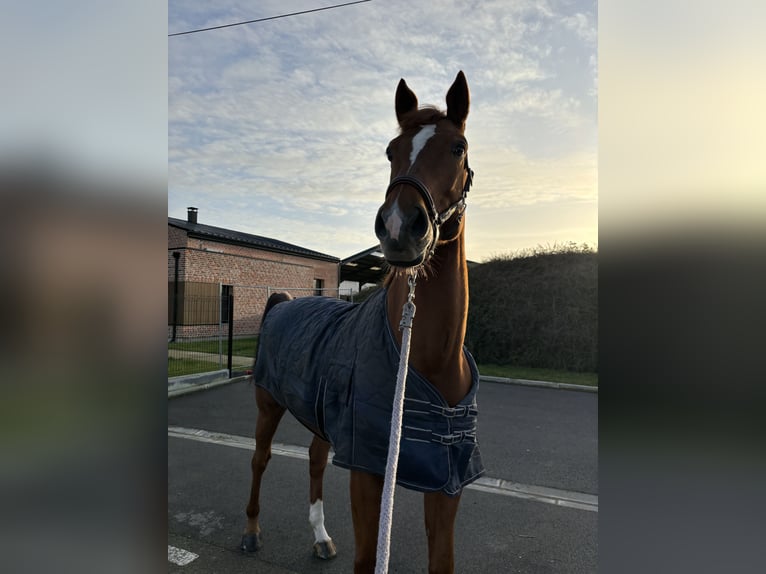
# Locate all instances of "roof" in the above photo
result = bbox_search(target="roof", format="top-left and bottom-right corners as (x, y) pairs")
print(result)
(338, 246), (483, 286)
(340, 245), (388, 286)
(168, 217), (339, 263)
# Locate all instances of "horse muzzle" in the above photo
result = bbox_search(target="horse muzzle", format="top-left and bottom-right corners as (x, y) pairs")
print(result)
(374, 201), (433, 268)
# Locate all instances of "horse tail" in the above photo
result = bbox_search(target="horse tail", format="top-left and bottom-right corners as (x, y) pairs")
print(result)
(252, 292), (293, 383)
(261, 291), (293, 327)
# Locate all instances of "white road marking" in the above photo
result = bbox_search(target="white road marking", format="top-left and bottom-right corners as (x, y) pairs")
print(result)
(470, 477), (598, 512)
(409, 124), (436, 166)
(168, 426), (597, 512)
(168, 545), (199, 566)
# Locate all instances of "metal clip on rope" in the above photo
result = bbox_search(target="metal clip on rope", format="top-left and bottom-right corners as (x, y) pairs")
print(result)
(399, 274), (417, 331)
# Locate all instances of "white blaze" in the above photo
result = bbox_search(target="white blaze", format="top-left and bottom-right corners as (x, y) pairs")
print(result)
(385, 203), (404, 241)
(409, 124), (436, 167)
(309, 499), (330, 543)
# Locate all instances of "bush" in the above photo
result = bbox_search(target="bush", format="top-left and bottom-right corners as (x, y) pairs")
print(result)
(352, 284), (383, 303)
(466, 243), (597, 372)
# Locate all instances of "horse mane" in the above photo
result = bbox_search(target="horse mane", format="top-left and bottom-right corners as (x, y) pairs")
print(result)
(398, 106), (446, 132)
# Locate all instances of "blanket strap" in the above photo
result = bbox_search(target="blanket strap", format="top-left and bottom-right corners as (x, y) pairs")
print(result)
(375, 272), (417, 574)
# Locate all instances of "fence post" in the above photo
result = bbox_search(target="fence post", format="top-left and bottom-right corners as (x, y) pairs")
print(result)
(218, 282), (223, 369)
(171, 251), (180, 341)
(226, 291), (234, 376)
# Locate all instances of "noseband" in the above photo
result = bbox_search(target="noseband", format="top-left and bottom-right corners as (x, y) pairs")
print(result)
(384, 156), (474, 259)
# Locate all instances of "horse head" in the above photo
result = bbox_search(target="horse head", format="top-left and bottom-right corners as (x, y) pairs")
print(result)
(375, 71), (474, 268)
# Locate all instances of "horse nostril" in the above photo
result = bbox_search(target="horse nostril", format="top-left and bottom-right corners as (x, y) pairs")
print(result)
(411, 207), (428, 239)
(374, 211), (387, 239)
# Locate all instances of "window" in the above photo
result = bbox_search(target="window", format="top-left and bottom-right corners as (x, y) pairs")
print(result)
(314, 278), (324, 296)
(221, 285), (233, 323)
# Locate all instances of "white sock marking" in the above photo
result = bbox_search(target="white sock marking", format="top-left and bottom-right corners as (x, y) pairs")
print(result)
(409, 124), (436, 167)
(309, 500), (331, 543)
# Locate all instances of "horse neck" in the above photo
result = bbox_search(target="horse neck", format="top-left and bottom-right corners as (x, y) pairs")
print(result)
(386, 232), (471, 407)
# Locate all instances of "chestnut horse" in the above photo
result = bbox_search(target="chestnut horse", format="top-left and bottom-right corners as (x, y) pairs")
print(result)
(242, 71), (482, 574)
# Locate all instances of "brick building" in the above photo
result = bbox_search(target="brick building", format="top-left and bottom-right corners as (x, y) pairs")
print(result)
(168, 207), (340, 340)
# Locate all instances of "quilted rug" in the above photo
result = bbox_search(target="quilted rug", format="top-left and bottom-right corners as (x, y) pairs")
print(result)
(254, 288), (484, 496)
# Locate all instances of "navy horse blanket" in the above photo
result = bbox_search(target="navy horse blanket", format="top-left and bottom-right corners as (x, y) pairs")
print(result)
(254, 288), (485, 496)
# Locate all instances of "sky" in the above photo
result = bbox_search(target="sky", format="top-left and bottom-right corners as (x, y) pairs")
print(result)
(168, 0), (597, 263)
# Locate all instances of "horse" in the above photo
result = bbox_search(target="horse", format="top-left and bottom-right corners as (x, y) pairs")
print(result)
(241, 71), (483, 574)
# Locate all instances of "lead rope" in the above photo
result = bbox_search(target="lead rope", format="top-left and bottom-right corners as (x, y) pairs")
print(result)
(375, 272), (417, 574)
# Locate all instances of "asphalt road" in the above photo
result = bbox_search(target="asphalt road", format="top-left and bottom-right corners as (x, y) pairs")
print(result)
(168, 379), (597, 573)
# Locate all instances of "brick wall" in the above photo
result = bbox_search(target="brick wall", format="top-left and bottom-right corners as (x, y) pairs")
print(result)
(168, 224), (340, 338)
(168, 225), (188, 250)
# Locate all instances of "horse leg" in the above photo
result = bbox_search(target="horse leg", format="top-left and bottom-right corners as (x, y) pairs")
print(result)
(308, 435), (337, 559)
(241, 387), (285, 553)
(423, 490), (462, 574)
(349, 470), (384, 573)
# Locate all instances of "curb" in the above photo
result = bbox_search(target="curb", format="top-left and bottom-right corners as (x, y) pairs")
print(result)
(479, 375), (597, 393)
(168, 369), (229, 388)
(168, 374), (252, 398)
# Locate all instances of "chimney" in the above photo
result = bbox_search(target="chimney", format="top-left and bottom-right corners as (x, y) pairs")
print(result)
(187, 207), (198, 224)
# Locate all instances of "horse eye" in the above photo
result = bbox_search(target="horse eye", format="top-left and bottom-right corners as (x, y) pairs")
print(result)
(452, 143), (466, 157)
(385, 147), (393, 162)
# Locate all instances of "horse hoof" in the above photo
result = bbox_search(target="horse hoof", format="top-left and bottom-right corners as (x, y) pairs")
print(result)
(240, 532), (262, 553)
(313, 539), (337, 560)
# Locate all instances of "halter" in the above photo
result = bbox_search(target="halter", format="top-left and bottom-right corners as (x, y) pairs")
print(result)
(384, 156), (474, 259)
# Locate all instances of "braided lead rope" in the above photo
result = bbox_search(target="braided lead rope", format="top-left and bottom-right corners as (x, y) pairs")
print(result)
(375, 272), (417, 574)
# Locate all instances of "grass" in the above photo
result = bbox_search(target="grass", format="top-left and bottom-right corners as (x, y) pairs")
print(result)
(168, 357), (227, 378)
(477, 364), (598, 387)
(167, 337), (597, 387)
(167, 337), (258, 377)
(168, 336), (258, 358)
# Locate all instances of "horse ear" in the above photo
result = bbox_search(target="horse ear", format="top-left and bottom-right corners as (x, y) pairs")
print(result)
(446, 71), (470, 129)
(395, 79), (418, 126)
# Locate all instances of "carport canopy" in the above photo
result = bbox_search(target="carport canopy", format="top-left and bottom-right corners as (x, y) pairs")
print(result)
(340, 245), (387, 289)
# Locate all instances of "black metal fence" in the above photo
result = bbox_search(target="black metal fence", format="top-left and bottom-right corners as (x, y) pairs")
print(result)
(167, 285), (353, 380)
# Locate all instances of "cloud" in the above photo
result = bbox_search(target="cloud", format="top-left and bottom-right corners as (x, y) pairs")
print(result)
(169, 0), (597, 258)
(470, 145), (597, 207)
(562, 11), (598, 44)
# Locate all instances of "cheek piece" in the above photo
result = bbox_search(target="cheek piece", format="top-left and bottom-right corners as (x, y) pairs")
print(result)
(384, 156), (474, 259)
